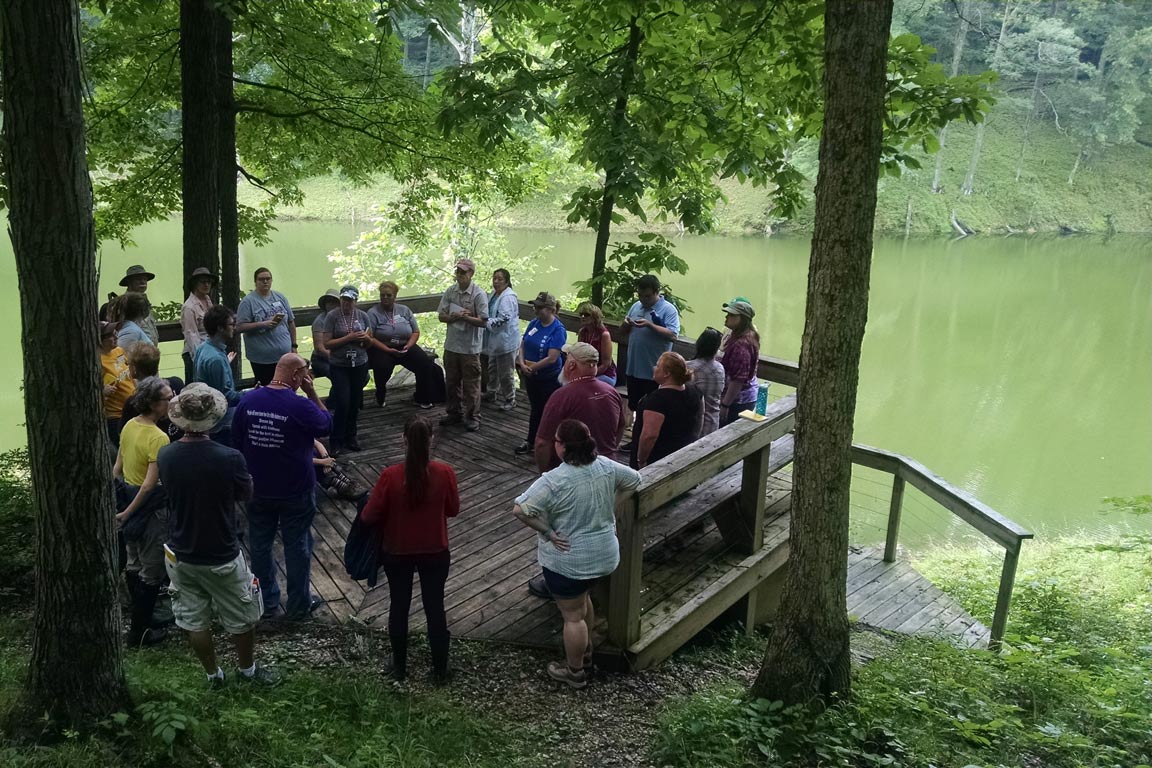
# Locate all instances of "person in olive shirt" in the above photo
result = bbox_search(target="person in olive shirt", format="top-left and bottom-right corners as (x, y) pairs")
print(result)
(437, 258), (488, 432)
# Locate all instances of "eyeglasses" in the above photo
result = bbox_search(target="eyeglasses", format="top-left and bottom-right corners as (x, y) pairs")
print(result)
(296, 362), (311, 373)
(256, 275), (273, 282)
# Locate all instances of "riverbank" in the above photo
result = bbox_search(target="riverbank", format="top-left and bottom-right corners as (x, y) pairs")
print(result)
(2, 444), (1148, 766)
(239, 111), (1152, 237)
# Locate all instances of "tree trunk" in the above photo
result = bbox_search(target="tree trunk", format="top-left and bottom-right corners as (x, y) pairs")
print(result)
(0, 0), (130, 737)
(750, 0), (893, 704)
(590, 17), (642, 309)
(215, 7), (242, 375)
(960, 2), (1013, 196)
(931, 0), (972, 193)
(1067, 146), (1084, 186)
(182, 0), (220, 281)
(1015, 70), (1041, 182)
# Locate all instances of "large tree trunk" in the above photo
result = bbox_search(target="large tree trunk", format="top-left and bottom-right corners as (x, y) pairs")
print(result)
(931, 0), (972, 193)
(1, 0), (130, 737)
(182, 0), (220, 281)
(750, 0), (893, 704)
(215, 7), (242, 376)
(590, 17), (642, 309)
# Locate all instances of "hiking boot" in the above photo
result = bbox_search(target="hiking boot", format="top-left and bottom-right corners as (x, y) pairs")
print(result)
(527, 574), (551, 599)
(514, 441), (531, 456)
(464, 418), (480, 432)
(546, 661), (588, 689)
(439, 414), (463, 426)
(237, 665), (282, 687)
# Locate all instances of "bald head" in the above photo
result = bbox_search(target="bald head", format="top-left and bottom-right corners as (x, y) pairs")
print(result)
(273, 353), (310, 389)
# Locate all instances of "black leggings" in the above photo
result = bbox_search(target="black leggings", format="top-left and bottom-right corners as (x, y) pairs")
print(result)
(381, 551), (450, 641)
(524, 375), (561, 445)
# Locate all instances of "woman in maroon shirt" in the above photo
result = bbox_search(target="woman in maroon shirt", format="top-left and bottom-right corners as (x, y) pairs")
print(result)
(362, 415), (460, 683)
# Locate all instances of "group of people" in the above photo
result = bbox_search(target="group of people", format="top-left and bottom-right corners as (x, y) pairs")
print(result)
(97, 259), (763, 689)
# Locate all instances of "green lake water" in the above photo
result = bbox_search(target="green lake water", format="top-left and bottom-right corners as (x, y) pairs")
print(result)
(1, 221), (1149, 546)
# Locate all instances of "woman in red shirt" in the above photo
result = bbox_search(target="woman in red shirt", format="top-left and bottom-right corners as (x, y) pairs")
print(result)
(362, 416), (460, 683)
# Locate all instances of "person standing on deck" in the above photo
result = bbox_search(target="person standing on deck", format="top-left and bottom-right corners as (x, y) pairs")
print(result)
(180, 267), (217, 384)
(102, 264), (159, 345)
(236, 267), (297, 386)
(233, 353), (332, 620)
(192, 305), (241, 447)
(159, 383), (280, 687)
(620, 274), (680, 444)
(437, 258), (488, 432)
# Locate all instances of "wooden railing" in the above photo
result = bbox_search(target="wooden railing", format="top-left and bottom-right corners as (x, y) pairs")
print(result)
(849, 444), (1033, 648)
(606, 396), (797, 650)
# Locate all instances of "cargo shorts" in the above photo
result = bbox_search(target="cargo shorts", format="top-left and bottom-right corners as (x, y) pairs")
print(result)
(164, 548), (264, 635)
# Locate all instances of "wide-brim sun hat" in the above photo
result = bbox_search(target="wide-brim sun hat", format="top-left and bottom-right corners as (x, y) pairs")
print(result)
(317, 288), (341, 309)
(168, 383), (228, 433)
(119, 264), (156, 286)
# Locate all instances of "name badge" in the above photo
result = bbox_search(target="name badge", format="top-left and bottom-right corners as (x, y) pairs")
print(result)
(527, 327), (538, 337)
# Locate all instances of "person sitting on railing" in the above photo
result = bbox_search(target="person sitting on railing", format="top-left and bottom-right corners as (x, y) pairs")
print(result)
(367, 280), (445, 410)
(686, 327), (725, 438)
(512, 418), (641, 689)
(631, 352), (700, 470)
(575, 302), (617, 386)
(719, 298), (761, 426)
(310, 289), (340, 380)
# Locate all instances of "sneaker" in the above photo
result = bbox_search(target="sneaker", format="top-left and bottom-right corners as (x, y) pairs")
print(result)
(439, 414), (463, 426)
(238, 664), (282, 687)
(514, 441), (531, 456)
(499, 399), (517, 412)
(417, 402), (435, 410)
(465, 418), (480, 432)
(208, 674), (227, 690)
(546, 661), (588, 689)
(527, 573), (551, 598)
(376, 399), (386, 408)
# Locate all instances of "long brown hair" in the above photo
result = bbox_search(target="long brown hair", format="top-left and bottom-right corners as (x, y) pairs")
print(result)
(403, 415), (433, 504)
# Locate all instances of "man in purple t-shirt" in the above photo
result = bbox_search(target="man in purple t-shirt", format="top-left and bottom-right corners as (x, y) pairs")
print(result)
(533, 342), (625, 473)
(233, 353), (332, 619)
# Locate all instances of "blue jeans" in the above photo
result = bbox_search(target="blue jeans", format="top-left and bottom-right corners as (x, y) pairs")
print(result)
(327, 363), (370, 447)
(248, 491), (316, 617)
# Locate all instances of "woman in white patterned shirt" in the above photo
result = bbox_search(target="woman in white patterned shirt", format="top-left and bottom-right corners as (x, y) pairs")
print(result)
(686, 328), (725, 437)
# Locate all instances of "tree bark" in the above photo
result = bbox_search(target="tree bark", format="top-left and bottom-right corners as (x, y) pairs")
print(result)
(182, 0), (220, 281)
(215, 6), (243, 375)
(1, 0), (130, 737)
(751, 0), (893, 705)
(1015, 70), (1041, 182)
(961, 2), (1013, 196)
(931, 0), (972, 193)
(590, 17), (642, 309)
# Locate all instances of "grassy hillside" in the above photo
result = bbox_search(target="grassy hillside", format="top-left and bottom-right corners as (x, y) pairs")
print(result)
(239, 109), (1152, 236)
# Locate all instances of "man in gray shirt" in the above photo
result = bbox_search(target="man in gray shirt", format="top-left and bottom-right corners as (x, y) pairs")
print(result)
(437, 258), (488, 431)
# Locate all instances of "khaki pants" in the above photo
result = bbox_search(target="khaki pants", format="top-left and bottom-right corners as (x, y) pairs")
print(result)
(443, 350), (481, 419)
(486, 350), (517, 404)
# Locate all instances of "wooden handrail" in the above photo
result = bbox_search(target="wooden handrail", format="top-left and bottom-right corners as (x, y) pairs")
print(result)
(850, 442), (1033, 648)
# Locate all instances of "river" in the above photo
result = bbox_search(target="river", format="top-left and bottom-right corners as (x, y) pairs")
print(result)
(1, 220), (1149, 545)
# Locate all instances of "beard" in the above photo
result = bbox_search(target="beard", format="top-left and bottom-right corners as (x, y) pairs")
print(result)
(558, 366), (569, 386)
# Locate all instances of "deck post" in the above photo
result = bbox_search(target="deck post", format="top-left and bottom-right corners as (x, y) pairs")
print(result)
(607, 493), (643, 649)
(883, 474), (906, 563)
(989, 542), (1021, 650)
(714, 444), (771, 555)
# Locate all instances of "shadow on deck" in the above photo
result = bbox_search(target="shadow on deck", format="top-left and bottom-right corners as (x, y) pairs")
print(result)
(267, 388), (989, 660)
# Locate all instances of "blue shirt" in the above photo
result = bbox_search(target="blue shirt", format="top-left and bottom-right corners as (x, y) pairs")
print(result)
(116, 320), (154, 354)
(624, 297), (680, 380)
(193, 338), (241, 431)
(236, 290), (294, 364)
(522, 317), (567, 380)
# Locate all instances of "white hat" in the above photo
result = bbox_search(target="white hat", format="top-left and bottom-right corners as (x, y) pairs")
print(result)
(562, 341), (599, 365)
(168, 383), (228, 433)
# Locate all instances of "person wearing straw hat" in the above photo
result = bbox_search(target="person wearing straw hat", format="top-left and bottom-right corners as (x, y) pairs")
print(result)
(310, 289), (341, 379)
(102, 265), (159, 345)
(159, 383), (280, 688)
(181, 267), (218, 383)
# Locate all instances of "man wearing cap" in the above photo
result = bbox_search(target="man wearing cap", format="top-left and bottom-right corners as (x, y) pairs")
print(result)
(102, 265), (159, 345)
(533, 342), (625, 473)
(437, 258), (488, 431)
(621, 274), (680, 432)
(181, 267), (217, 383)
(233, 353), (332, 620)
(159, 383), (279, 687)
(193, 305), (241, 446)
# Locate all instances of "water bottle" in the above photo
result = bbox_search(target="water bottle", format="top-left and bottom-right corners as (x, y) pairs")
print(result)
(755, 380), (769, 415)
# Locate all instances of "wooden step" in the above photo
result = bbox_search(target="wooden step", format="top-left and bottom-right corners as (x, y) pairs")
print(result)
(642, 433), (794, 554)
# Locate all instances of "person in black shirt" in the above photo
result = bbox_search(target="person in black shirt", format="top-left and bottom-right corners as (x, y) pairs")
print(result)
(159, 383), (279, 687)
(631, 352), (701, 469)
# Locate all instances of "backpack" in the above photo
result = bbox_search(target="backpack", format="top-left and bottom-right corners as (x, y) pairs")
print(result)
(343, 495), (379, 588)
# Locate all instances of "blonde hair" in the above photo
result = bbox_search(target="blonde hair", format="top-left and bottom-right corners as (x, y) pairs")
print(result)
(658, 352), (692, 386)
(576, 302), (605, 328)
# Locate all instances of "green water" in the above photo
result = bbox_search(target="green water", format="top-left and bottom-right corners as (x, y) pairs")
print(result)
(2, 221), (1149, 542)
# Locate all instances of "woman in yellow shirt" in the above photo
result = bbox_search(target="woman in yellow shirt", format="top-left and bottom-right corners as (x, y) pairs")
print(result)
(99, 321), (135, 446)
(113, 376), (174, 647)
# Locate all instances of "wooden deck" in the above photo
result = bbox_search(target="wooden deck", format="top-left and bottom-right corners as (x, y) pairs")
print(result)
(281, 387), (989, 656)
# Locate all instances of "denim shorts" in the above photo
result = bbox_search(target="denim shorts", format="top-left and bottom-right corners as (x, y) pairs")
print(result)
(542, 567), (598, 600)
